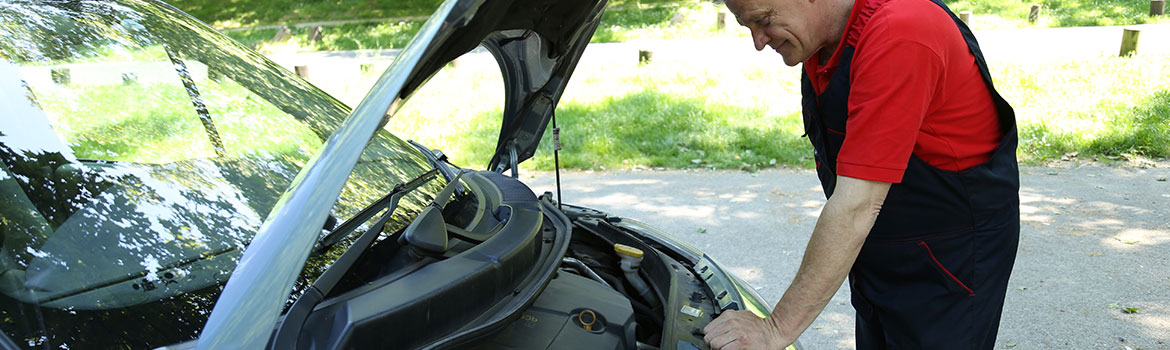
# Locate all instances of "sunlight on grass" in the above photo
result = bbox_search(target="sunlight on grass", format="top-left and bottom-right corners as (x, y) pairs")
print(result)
(385, 63), (505, 169)
(593, 2), (750, 42)
(35, 80), (321, 163)
(373, 48), (1170, 170)
(382, 53), (810, 171)
(991, 54), (1170, 162)
(192, 0), (1170, 52)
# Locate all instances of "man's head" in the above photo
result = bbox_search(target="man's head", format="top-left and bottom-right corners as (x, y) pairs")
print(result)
(724, 0), (853, 66)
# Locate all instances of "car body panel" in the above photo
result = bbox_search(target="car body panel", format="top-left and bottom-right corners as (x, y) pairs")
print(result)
(0, 0), (791, 348)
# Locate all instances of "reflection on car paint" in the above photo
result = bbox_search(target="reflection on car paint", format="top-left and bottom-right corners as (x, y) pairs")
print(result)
(0, 0), (441, 348)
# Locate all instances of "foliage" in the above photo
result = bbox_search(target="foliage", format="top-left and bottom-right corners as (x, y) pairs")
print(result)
(591, 2), (744, 43)
(225, 21), (425, 53)
(386, 53), (811, 171)
(35, 80), (321, 163)
(942, 0), (1170, 29)
(993, 54), (1170, 162)
(167, 0), (440, 28)
(218, 1), (742, 53)
(1040, 0), (1168, 27)
(172, 0), (1170, 35)
(375, 51), (1170, 171)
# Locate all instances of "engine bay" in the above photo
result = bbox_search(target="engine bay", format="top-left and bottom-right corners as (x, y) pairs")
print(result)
(278, 170), (725, 349)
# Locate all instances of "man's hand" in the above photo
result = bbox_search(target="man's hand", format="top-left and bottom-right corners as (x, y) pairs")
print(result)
(702, 310), (793, 350)
(702, 175), (890, 349)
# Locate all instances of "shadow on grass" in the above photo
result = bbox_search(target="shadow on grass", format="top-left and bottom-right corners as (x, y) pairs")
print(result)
(224, 20), (424, 52)
(1041, 0), (1164, 27)
(1021, 89), (1170, 161)
(591, 6), (681, 43)
(172, 0), (442, 27)
(449, 88), (812, 171)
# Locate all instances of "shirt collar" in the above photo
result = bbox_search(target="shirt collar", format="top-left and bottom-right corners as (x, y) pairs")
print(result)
(803, 0), (868, 77)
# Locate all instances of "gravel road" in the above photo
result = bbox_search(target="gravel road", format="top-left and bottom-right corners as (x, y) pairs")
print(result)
(519, 163), (1170, 349)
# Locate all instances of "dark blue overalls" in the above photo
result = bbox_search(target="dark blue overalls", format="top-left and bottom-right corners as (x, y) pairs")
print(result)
(799, 0), (1021, 348)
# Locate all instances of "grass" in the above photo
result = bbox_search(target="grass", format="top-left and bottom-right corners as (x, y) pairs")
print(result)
(373, 50), (1170, 171)
(218, 0), (742, 53)
(994, 54), (1170, 162)
(168, 0), (440, 28)
(180, 0), (1170, 53)
(27, 51), (1170, 172)
(947, 0), (1170, 29)
(224, 20), (426, 53)
(383, 53), (811, 171)
(1040, 0), (1170, 27)
(35, 80), (321, 163)
(31, 0), (1170, 171)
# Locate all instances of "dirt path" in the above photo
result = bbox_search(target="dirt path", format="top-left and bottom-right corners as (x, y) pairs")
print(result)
(519, 163), (1170, 349)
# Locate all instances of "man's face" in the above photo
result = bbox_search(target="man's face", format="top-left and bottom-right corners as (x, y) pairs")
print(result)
(726, 0), (817, 66)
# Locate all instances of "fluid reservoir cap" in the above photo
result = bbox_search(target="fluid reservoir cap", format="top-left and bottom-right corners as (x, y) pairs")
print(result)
(614, 243), (643, 258)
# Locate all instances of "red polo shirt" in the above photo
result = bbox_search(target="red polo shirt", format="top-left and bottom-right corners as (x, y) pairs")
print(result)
(804, 0), (1003, 183)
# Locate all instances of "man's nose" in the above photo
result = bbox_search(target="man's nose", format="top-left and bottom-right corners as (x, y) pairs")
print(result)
(751, 28), (770, 51)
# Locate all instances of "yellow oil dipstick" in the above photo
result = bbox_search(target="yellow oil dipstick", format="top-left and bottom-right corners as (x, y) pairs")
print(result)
(578, 309), (597, 331)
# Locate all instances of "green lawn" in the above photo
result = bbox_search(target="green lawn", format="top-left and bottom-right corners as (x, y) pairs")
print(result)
(947, 0), (1170, 28)
(158, 0), (1170, 170)
(376, 51), (1170, 171)
(213, 0), (738, 53)
(181, 0), (1170, 53)
(172, 0), (1168, 29)
(36, 80), (321, 163)
(168, 0), (441, 28)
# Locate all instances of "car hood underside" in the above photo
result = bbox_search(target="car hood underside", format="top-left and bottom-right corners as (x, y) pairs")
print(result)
(387, 0), (608, 173)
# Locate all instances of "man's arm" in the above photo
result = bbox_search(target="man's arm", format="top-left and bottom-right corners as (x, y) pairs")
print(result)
(703, 175), (891, 349)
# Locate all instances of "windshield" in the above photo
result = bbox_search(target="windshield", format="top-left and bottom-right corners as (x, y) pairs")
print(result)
(0, 0), (439, 348)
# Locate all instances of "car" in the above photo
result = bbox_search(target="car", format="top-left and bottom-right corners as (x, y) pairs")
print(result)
(0, 0), (793, 349)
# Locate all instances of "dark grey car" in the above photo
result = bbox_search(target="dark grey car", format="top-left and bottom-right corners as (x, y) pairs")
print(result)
(0, 0), (788, 348)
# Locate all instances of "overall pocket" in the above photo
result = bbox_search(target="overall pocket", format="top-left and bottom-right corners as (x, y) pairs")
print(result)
(919, 240), (975, 296)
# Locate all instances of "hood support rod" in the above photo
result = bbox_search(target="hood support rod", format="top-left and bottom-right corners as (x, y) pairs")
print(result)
(552, 114), (563, 210)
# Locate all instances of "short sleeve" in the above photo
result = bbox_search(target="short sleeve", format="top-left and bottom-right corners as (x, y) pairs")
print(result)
(837, 13), (946, 183)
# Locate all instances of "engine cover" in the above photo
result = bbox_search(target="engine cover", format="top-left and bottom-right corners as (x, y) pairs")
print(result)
(470, 272), (636, 349)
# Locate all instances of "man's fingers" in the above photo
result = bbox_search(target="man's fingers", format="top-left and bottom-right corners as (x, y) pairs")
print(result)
(704, 311), (755, 349)
(705, 330), (741, 350)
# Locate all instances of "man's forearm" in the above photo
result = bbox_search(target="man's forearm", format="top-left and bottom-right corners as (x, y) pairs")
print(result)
(767, 176), (890, 342)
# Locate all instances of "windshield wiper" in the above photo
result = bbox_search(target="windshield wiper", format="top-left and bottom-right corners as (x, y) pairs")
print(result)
(165, 49), (226, 157)
(314, 168), (439, 253)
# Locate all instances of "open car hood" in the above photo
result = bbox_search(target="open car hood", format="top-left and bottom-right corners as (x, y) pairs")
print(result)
(197, 0), (607, 346)
(386, 0), (608, 173)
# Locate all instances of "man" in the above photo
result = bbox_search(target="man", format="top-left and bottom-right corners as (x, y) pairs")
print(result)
(701, 0), (1020, 347)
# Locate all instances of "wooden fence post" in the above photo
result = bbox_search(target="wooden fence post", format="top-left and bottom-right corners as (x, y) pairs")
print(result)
(1152, 0), (1166, 16)
(272, 26), (293, 42)
(960, 11), (972, 25)
(50, 68), (70, 85)
(309, 26), (324, 42)
(1028, 5), (1041, 24)
(638, 50), (653, 64)
(295, 65), (310, 79)
(1120, 29), (1141, 56)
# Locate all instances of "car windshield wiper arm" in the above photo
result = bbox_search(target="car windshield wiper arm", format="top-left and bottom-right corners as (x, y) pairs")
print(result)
(165, 49), (226, 157)
(314, 167), (439, 253)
